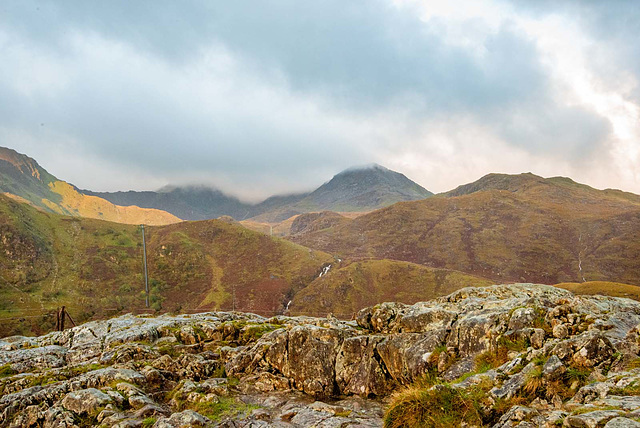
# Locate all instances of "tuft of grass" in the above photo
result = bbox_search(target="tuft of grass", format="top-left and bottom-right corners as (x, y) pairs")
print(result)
(141, 417), (156, 428)
(626, 358), (640, 370)
(475, 348), (509, 373)
(523, 366), (544, 397)
(565, 366), (591, 385)
(0, 364), (17, 378)
(546, 379), (570, 399)
(610, 381), (640, 396)
(240, 323), (282, 343)
(384, 384), (483, 428)
(497, 336), (529, 353)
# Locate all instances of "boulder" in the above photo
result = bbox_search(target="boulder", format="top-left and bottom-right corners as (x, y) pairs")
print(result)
(61, 388), (113, 416)
(564, 410), (624, 427)
(605, 418), (640, 428)
(153, 409), (211, 427)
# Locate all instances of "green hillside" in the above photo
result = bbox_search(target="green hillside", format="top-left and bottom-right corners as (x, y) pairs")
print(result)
(0, 194), (333, 336)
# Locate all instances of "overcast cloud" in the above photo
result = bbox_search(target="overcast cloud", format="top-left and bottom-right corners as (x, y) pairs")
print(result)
(0, 0), (638, 200)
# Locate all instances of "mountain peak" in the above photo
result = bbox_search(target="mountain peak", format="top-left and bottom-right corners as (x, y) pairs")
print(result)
(337, 163), (389, 175)
(301, 164), (433, 212)
(443, 172), (549, 197)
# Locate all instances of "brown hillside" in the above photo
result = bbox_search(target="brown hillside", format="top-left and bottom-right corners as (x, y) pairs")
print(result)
(290, 173), (640, 285)
(290, 259), (494, 317)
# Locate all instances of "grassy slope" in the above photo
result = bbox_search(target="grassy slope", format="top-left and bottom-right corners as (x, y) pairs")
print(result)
(290, 259), (495, 317)
(555, 281), (640, 300)
(0, 194), (333, 336)
(0, 146), (180, 225)
(290, 174), (640, 286)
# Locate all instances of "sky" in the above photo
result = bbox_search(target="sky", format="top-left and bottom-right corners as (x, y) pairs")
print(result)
(1, 0), (639, 201)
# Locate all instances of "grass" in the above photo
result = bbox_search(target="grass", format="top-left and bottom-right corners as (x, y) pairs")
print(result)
(555, 282), (640, 301)
(610, 381), (640, 396)
(475, 347), (510, 373)
(141, 417), (156, 428)
(565, 366), (591, 385)
(522, 366), (544, 397)
(384, 384), (483, 428)
(0, 364), (17, 378)
(497, 336), (529, 353)
(240, 323), (282, 342)
(190, 397), (261, 422)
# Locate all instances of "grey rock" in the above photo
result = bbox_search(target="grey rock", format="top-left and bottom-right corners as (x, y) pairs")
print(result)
(61, 388), (113, 416)
(153, 409), (211, 427)
(605, 418), (640, 428)
(543, 355), (566, 380)
(564, 410), (624, 428)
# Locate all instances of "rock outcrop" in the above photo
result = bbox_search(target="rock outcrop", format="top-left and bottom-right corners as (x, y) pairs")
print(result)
(3, 284), (640, 427)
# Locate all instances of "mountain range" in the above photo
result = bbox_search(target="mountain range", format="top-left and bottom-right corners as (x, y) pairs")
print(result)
(87, 163), (433, 223)
(1, 144), (639, 337)
(0, 146), (433, 225)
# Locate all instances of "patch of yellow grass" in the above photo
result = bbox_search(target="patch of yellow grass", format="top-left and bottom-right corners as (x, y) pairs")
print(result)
(555, 281), (640, 301)
(48, 181), (181, 225)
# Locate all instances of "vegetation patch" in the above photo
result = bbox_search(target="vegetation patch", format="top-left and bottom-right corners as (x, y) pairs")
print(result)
(190, 397), (261, 422)
(141, 417), (156, 428)
(610, 381), (640, 396)
(0, 364), (17, 378)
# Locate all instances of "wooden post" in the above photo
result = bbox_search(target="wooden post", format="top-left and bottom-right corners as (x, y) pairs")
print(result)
(59, 306), (66, 331)
(65, 310), (77, 328)
(55, 307), (61, 331)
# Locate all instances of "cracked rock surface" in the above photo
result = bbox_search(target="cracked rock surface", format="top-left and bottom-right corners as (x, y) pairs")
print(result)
(3, 284), (640, 427)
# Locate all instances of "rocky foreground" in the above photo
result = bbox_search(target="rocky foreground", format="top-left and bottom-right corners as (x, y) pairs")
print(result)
(4, 284), (640, 427)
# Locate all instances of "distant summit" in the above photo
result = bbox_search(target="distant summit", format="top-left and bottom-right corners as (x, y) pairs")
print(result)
(250, 164), (433, 222)
(90, 163), (433, 223)
(299, 163), (433, 211)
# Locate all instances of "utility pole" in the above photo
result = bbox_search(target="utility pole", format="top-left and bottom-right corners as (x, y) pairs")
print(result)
(141, 224), (149, 307)
(232, 284), (236, 311)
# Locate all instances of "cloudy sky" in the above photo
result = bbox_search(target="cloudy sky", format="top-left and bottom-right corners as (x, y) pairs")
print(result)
(1, 0), (639, 200)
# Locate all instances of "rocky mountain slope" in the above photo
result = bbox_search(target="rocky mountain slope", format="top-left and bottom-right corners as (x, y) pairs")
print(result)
(290, 172), (640, 286)
(0, 147), (180, 226)
(4, 284), (640, 427)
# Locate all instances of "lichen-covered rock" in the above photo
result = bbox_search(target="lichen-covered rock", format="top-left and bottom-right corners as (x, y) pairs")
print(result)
(493, 406), (545, 428)
(5, 284), (640, 427)
(604, 418), (640, 428)
(0, 345), (67, 372)
(61, 388), (113, 416)
(335, 335), (388, 396)
(543, 355), (566, 380)
(153, 409), (211, 427)
(564, 410), (624, 427)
